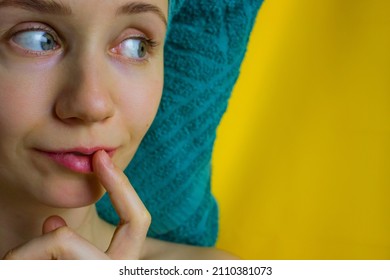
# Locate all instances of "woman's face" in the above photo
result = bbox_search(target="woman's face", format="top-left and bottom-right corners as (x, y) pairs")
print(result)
(0, 0), (168, 208)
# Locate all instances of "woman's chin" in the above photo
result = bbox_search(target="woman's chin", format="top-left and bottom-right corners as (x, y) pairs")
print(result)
(36, 175), (105, 209)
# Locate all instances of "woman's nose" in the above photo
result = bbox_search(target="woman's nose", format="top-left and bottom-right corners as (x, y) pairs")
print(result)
(54, 54), (115, 125)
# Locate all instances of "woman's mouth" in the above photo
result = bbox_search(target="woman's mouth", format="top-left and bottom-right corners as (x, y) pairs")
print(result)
(37, 148), (116, 174)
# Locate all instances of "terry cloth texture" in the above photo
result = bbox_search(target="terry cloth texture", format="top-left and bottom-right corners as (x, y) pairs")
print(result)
(96, 0), (264, 246)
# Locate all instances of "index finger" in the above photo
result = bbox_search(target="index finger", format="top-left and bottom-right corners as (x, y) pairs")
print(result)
(92, 150), (151, 259)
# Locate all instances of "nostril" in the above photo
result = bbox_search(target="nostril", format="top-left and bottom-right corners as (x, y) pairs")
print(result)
(54, 89), (115, 124)
(53, 61), (115, 124)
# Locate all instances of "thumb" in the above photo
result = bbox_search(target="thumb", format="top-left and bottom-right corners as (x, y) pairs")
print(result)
(42, 215), (67, 234)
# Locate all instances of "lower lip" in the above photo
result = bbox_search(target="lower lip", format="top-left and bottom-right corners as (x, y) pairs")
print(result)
(39, 150), (114, 174)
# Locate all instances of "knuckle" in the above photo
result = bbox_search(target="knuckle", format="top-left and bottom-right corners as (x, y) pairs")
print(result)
(138, 208), (152, 228)
(53, 226), (75, 242)
(122, 208), (151, 234)
(51, 226), (75, 255)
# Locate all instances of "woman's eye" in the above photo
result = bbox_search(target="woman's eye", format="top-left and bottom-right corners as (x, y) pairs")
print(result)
(119, 38), (148, 59)
(12, 30), (58, 52)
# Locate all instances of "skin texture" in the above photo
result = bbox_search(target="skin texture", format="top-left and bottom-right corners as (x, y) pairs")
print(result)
(0, 0), (235, 259)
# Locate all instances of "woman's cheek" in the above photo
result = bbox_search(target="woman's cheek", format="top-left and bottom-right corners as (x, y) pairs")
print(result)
(118, 71), (163, 131)
(0, 72), (52, 134)
(0, 78), (34, 136)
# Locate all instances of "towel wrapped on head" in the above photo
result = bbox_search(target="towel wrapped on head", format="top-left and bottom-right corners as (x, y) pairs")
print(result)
(96, 0), (264, 246)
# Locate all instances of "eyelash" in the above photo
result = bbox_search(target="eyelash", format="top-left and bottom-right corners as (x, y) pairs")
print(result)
(9, 25), (61, 56)
(7, 25), (159, 62)
(135, 36), (158, 49)
(110, 36), (159, 64)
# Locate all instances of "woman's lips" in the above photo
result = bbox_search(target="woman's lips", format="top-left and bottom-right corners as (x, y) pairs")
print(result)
(38, 148), (115, 174)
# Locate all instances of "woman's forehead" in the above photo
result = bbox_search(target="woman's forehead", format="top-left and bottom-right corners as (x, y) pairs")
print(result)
(0, 0), (168, 22)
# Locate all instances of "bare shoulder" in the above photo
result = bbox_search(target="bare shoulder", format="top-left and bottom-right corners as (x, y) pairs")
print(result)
(142, 238), (239, 260)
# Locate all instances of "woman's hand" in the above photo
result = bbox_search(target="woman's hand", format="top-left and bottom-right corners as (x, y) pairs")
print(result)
(3, 150), (151, 260)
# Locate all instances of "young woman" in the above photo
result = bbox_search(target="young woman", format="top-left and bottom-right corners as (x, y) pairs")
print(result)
(0, 0), (234, 259)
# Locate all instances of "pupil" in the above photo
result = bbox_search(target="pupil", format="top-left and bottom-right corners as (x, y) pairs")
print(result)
(138, 41), (146, 58)
(41, 33), (55, 51)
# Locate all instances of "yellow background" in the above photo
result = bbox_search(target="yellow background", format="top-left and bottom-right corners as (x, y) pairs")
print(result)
(212, 0), (390, 259)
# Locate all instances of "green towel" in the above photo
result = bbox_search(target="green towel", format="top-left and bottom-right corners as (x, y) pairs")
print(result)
(96, 0), (264, 246)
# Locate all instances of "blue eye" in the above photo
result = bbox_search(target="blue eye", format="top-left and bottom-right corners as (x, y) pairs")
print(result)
(120, 38), (148, 59)
(12, 30), (58, 52)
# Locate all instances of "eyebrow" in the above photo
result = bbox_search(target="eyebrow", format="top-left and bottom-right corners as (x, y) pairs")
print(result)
(0, 0), (167, 26)
(116, 2), (167, 27)
(0, 0), (72, 15)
